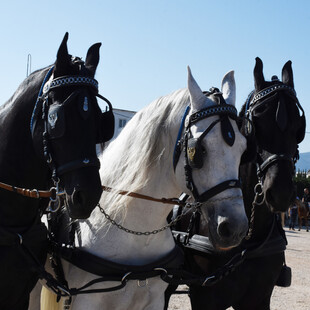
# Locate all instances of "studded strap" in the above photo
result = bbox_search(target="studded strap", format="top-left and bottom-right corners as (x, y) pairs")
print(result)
(249, 84), (296, 107)
(190, 104), (237, 124)
(43, 76), (98, 94)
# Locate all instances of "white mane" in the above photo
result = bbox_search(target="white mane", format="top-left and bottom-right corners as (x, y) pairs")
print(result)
(98, 88), (189, 218)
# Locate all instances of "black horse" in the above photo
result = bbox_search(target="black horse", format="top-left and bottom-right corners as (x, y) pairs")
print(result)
(0, 33), (114, 310)
(166, 57), (305, 310)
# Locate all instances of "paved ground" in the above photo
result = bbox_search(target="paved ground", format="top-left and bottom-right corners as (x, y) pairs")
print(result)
(168, 227), (310, 310)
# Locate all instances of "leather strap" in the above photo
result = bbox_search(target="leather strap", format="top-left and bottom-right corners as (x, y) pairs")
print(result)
(0, 181), (55, 198)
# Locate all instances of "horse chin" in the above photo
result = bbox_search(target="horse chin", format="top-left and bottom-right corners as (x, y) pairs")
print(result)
(207, 224), (243, 252)
(263, 166), (296, 213)
(264, 188), (295, 213)
(217, 246), (236, 252)
(64, 187), (102, 219)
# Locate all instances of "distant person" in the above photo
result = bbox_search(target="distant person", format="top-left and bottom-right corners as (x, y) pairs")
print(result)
(288, 200), (298, 230)
(302, 187), (310, 213)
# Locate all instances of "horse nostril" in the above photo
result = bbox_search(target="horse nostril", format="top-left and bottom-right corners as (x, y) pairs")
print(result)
(217, 221), (231, 239)
(73, 190), (87, 207)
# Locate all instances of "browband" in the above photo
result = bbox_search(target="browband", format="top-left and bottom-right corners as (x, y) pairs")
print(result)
(43, 76), (99, 94)
(190, 104), (237, 124)
(246, 84), (296, 111)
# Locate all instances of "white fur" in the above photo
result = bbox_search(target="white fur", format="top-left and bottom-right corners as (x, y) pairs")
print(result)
(36, 67), (248, 310)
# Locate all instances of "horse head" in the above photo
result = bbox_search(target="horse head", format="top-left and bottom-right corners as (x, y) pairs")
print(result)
(174, 67), (248, 250)
(32, 33), (114, 219)
(243, 57), (305, 212)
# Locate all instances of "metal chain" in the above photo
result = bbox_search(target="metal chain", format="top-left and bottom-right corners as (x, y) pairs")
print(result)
(97, 203), (200, 236)
(97, 194), (243, 236)
(245, 182), (264, 240)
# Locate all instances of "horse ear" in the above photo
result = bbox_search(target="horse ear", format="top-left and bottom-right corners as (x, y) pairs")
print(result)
(187, 66), (212, 111)
(85, 43), (102, 76)
(254, 57), (265, 91)
(282, 60), (294, 88)
(55, 32), (70, 75)
(221, 70), (236, 106)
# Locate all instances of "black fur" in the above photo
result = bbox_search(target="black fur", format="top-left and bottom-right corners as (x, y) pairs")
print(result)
(0, 33), (108, 309)
(165, 58), (305, 310)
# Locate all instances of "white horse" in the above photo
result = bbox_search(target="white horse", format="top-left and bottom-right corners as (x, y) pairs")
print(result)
(39, 67), (248, 310)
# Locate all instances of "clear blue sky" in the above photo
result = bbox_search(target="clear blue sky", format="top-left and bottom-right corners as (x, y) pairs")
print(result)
(0, 0), (309, 152)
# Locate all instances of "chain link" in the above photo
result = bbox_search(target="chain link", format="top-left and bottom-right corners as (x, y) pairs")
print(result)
(245, 182), (264, 240)
(97, 203), (199, 236)
(97, 193), (243, 236)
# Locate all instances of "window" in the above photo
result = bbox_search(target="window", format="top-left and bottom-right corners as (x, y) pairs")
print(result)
(119, 119), (127, 128)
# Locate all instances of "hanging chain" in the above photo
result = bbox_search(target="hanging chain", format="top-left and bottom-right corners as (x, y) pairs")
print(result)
(245, 181), (264, 240)
(97, 203), (200, 236)
(97, 193), (243, 236)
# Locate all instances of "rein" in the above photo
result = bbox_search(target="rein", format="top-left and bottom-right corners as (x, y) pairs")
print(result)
(101, 185), (188, 206)
(0, 181), (56, 199)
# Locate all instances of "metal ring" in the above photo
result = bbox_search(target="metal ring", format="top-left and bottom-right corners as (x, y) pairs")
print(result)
(17, 233), (23, 245)
(121, 272), (132, 283)
(202, 275), (216, 286)
(153, 267), (168, 275)
(48, 196), (61, 213)
(31, 189), (40, 198)
(254, 182), (263, 195)
(137, 279), (148, 287)
(56, 285), (71, 296)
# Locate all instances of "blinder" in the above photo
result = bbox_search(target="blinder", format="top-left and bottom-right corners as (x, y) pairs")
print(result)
(186, 117), (221, 170)
(296, 113), (306, 144)
(187, 138), (205, 169)
(47, 103), (66, 139)
(95, 93), (115, 143)
(40, 75), (114, 144)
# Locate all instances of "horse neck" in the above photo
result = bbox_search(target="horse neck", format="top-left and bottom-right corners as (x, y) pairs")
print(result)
(79, 102), (184, 263)
(0, 69), (50, 227)
(82, 164), (178, 265)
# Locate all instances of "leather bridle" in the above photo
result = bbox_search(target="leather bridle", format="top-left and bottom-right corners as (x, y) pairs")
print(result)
(173, 90), (242, 204)
(244, 83), (304, 183)
(30, 64), (107, 210)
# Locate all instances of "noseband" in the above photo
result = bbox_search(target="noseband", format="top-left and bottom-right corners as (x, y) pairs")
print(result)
(173, 89), (241, 203)
(245, 83), (304, 182)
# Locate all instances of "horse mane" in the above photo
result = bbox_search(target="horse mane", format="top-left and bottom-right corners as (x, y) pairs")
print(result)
(98, 88), (189, 217)
(0, 67), (51, 112)
(238, 90), (254, 118)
